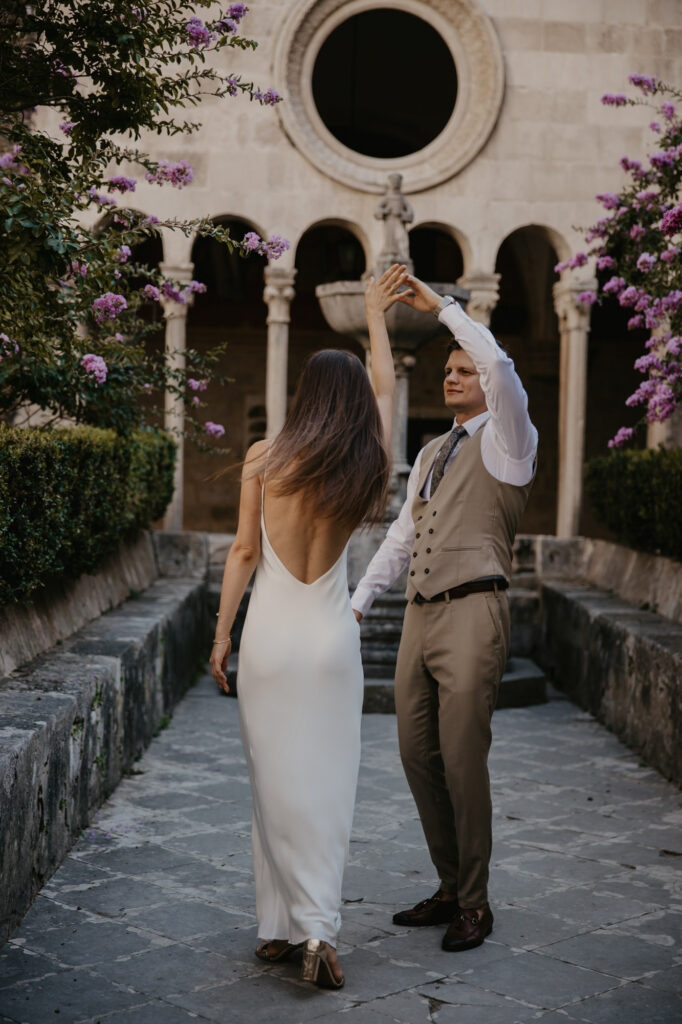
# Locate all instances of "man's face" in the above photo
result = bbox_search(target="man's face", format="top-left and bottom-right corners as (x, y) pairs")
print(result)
(443, 348), (487, 422)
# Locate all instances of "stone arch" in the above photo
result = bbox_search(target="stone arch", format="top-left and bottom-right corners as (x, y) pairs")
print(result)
(408, 221), (468, 282)
(293, 217), (370, 273)
(289, 221), (367, 392)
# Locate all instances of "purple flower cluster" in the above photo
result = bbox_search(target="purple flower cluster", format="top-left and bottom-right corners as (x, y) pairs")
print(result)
(629, 73), (659, 94)
(224, 76), (240, 97)
(81, 353), (108, 384)
(0, 332), (19, 361)
(145, 160), (193, 189)
(205, 421), (225, 438)
(254, 88), (282, 106)
(144, 279), (206, 304)
(107, 176), (137, 193)
(603, 276), (626, 295)
(596, 255), (615, 271)
(186, 17), (216, 47)
(114, 245), (131, 263)
(629, 224), (645, 241)
(636, 252), (656, 272)
(240, 231), (290, 260)
(0, 145), (21, 171)
(578, 291), (597, 306)
(661, 246), (679, 263)
(87, 186), (117, 208)
(608, 426), (634, 449)
(92, 292), (127, 323)
(188, 377), (208, 392)
(554, 251), (587, 274)
(596, 192), (619, 210)
(661, 203), (682, 236)
(662, 102), (676, 120)
(59, 121), (75, 136)
(71, 260), (88, 276)
(601, 93), (627, 106)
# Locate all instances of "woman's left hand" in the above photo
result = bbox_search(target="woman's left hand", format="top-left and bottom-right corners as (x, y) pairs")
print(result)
(364, 264), (409, 318)
(210, 639), (232, 694)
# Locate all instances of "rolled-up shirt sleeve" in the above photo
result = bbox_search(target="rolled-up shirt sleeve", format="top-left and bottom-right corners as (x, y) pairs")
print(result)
(439, 302), (537, 485)
(351, 452), (421, 617)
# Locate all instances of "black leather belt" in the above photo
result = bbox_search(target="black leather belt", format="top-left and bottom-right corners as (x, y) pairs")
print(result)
(413, 577), (508, 604)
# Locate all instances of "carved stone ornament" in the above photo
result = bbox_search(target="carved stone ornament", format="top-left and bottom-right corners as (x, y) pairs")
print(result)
(272, 0), (505, 194)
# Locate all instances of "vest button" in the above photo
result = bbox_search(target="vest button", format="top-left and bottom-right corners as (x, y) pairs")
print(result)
(426, 548), (431, 553)
(409, 570), (415, 576)
(424, 568), (430, 574)
(412, 552), (417, 558)
(416, 533), (420, 538)
(428, 528), (434, 534)
(417, 515), (423, 521)
(432, 511), (437, 516)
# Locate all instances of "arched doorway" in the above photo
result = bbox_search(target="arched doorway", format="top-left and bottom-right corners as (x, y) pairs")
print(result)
(289, 222), (366, 390)
(492, 226), (560, 534)
(407, 225), (465, 463)
(184, 217), (267, 531)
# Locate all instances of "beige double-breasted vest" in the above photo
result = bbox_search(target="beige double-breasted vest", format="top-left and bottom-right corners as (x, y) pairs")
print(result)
(406, 426), (534, 602)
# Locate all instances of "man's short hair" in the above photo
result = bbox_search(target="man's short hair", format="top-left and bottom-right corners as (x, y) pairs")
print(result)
(447, 339), (462, 353)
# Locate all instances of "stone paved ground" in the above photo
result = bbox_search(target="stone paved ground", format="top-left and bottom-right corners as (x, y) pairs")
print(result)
(1, 675), (681, 1024)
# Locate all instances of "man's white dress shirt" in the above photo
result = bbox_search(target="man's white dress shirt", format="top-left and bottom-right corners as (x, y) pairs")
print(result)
(351, 301), (538, 617)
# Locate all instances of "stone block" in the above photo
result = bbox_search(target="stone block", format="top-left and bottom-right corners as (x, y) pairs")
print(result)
(536, 535), (584, 579)
(496, 657), (546, 708)
(543, 21), (587, 51)
(151, 530), (209, 578)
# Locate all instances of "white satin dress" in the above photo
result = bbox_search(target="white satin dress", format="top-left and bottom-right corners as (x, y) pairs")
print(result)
(237, 490), (364, 945)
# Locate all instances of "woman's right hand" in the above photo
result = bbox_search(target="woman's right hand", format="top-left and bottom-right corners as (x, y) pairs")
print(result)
(210, 639), (232, 694)
(364, 264), (409, 319)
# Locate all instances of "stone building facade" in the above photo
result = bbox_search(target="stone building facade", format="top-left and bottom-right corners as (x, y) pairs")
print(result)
(43, 0), (682, 535)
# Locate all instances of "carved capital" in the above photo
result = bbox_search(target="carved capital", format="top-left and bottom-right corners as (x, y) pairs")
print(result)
(553, 277), (597, 334)
(263, 265), (297, 324)
(457, 271), (500, 326)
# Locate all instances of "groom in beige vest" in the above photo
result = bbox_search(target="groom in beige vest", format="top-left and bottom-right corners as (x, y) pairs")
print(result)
(352, 273), (537, 951)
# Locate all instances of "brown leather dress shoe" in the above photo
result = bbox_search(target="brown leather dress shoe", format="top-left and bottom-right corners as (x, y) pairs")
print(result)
(392, 889), (460, 927)
(442, 904), (493, 951)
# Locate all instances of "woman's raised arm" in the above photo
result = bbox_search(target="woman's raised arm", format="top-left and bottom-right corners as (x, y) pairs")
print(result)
(364, 263), (407, 445)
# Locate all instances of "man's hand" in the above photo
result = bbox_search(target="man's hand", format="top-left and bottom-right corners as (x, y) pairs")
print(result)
(353, 609), (363, 623)
(396, 274), (442, 314)
(364, 264), (410, 318)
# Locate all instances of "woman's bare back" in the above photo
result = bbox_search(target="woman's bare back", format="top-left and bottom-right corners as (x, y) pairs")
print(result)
(262, 482), (351, 586)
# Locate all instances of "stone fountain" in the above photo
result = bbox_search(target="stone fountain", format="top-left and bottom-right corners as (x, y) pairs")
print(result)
(316, 172), (469, 509)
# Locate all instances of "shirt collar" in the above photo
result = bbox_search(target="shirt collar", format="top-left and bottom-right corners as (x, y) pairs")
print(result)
(455, 410), (490, 437)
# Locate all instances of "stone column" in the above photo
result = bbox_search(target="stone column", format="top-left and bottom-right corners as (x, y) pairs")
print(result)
(457, 271), (501, 326)
(263, 265), (297, 438)
(553, 278), (595, 538)
(160, 262), (195, 531)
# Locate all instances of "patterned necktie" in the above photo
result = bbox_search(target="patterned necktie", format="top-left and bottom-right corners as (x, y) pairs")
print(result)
(429, 424), (467, 497)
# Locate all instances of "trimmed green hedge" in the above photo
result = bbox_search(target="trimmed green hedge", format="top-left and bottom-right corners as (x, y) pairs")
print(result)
(0, 425), (176, 604)
(585, 447), (682, 561)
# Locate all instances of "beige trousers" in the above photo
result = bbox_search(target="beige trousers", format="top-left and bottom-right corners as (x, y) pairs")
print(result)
(394, 589), (510, 909)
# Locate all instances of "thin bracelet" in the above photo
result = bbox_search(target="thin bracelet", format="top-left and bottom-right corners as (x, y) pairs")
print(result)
(212, 638), (231, 646)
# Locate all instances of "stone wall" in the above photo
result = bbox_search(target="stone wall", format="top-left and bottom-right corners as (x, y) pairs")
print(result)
(520, 536), (682, 786)
(0, 534), (211, 941)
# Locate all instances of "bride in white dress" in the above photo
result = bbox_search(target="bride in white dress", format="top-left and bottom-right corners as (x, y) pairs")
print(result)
(209, 264), (406, 988)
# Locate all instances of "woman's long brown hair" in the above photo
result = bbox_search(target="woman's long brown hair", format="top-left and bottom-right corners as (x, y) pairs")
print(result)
(259, 349), (390, 531)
